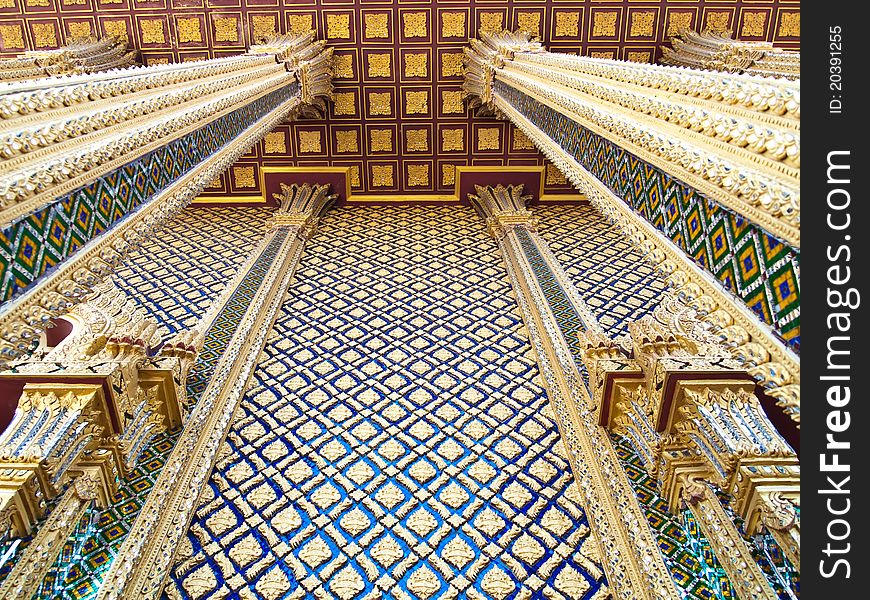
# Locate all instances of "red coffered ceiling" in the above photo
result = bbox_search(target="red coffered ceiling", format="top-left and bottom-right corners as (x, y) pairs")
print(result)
(0, 0), (800, 202)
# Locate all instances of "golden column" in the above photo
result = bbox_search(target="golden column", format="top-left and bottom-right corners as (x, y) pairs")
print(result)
(0, 33), (334, 364)
(468, 184), (681, 600)
(462, 31), (800, 426)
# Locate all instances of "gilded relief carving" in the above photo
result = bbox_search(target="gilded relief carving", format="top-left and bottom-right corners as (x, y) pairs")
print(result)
(517, 13), (541, 36)
(403, 12), (428, 38)
(441, 129), (464, 152)
(407, 164), (429, 186)
(334, 92), (357, 116)
(441, 53), (464, 77)
(371, 165), (394, 187)
(251, 16), (276, 42)
(405, 91), (428, 114)
(335, 130), (359, 153)
(263, 132), (287, 155)
(233, 166), (256, 188)
(441, 91), (464, 114)
(103, 20), (128, 41)
(370, 129), (393, 152)
(591, 12), (618, 37)
(288, 14), (314, 35)
(630, 12), (655, 37)
(33, 23), (58, 48)
(555, 12), (581, 37)
(177, 18), (202, 43)
(546, 164), (567, 185)
(365, 13), (389, 39)
(0, 24), (24, 49)
(778, 13), (800, 37)
(441, 13), (466, 38)
(368, 92), (392, 116)
(327, 14), (351, 39)
(349, 165), (361, 188)
(67, 22), (93, 40)
(666, 13), (693, 36)
(513, 129), (535, 150)
(140, 20), (166, 45)
(404, 53), (428, 78)
(477, 128), (500, 151)
(213, 17), (239, 43)
(742, 12), (768, 37)
(627, 51), (651, 63)
(298, 131), (323, 154)
(441, 164), (456, 186)
(405, 129), (428, 152)
(705, 12), (731, 33)
(367, 53), (392, 78)
(479, 13), (504, 35)
(332, 55), (354, 79)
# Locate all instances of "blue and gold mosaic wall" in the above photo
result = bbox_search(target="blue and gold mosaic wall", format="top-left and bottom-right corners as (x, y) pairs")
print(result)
(166, 206), (610, 600)
(112, 207), (271, 335)
(497, 82), (800, 352)
(535, 204), (669, 340)
(0, 84), (297, 305)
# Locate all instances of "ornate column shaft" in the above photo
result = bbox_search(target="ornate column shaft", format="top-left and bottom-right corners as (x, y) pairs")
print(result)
(0, 36), (137, 82)
(582, 296), (799, 591)
(463, 31), (800, 424)
(468, 184), (680, 600)
(0, 280), (196, 538)
(95, 184), (337, 600)
(660, 29), (800, 80)
(0, 33), (334, 365)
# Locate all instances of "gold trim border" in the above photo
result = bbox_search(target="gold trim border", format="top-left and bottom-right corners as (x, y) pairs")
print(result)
(192, 165), (586, 204)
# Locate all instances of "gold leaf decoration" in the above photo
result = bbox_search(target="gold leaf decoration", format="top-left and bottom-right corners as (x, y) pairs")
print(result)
(592, 12), (618, 37)
(407, 164), (429, 187)
(251, 16), (276, 42)
(477, 128), (501, 151)
(404, 53), (428, 78)
(333, 54), (354, 79)
(0, 25), (24, 49)
(555, 12), (580, 37)
(367, 53), (392, 78)
(442, 164), (456, 186)
(327, 13), (351, 39)
(778, 13), (800, 37)
(627, 51), (651, 63)
(263, 132), (286, 155)
(368, 92), (392, 116)
(406, 129), (429, 152)
(441, 129), (464, 152)
(177, 18), (202, 43)
(334, 92), (357, 116)
(441, 90), (464, 114)
(103, 21), (128, 42)
(741, 12), (767, 37)
(441, 12), (466, 38)
(33, 23), (58, 48)
(67, 22), (93, 40)
(517, 13), (541, 36)
(630, 12), (656, 37)
(349, 165), (361, 188)
(213, 17), (238, 43)
(288, 14), (313, 35)
(513, 129), (535, 150)
(705, 12), (731, 33)
(335, 130), (359, 153)
(405, 90), (429, 114)
(403, 12), (428, 38)
(370, 129), (393, 152)
(233, 166), (256, 188)
(140, 20), (165, 44)
(371, 165), (394, 187)
(365, 13), (389, 39)
(667, 12), (693, 37)
(298, 130), (323, 154)
(479, 13), (504, 35)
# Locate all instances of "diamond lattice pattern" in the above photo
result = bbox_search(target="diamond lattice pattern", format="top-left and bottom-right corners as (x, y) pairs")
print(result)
(166, 205), (608, 600)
